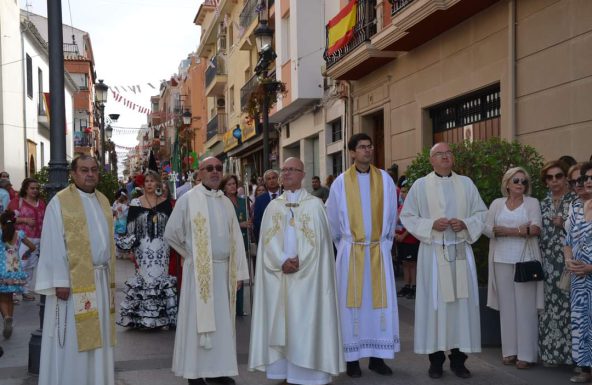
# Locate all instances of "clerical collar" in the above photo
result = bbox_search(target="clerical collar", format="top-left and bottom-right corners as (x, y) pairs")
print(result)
(202, 184), (218, 192)
(355, 166), (370, 174)
(75, 186), (96, 196)
(435, 171), (453, 178)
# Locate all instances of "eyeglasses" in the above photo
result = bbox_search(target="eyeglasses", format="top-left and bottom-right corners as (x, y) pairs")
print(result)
(280, 167), (303, 174)
(568, 179), (582, 187)
(511, 177), (528, 186)
(355, 144), (374, 151)
(432, 151), (453, 158)
(545, 172), (564, 181)
(200, 164), (223, 172)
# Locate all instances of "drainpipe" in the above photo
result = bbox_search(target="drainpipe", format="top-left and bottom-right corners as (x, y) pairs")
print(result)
(340, 80), (352, 169)
(21, 23), (29, 176)
(508, 0), (516, 139)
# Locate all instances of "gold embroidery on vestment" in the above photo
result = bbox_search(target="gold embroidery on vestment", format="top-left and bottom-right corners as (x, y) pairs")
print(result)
(299, 214), (315, 247)
(264, 212), (283, 245)
(193, 214), (212, 302)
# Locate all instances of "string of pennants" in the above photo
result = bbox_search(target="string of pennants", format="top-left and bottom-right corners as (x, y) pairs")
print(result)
(110, 89), (151, 115)
(114, 143), (153, 151)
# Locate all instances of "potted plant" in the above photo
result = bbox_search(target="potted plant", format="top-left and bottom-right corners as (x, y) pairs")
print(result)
(405, 137), (545, 346)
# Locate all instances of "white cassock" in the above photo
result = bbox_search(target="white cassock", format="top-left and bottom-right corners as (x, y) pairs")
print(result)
(249, 189), (345, 384)
(164, 185), (249, 379)
(325, 170), (400, 362)
(35, 190), (115, 385)
(400, 172), (487, 354)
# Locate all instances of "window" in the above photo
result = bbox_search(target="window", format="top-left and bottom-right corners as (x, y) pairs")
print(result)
(331, 152), (343, 177)
(229, 86), (235, 114)
(38, 68), (46, 115)
(72, 73), (89, 90)
(40, 142), (45, 167)
(329, 118), (342, 142)
(26, 54), (33, 98)
(227, 22), (234, 49)
(430, 84), (500, 133)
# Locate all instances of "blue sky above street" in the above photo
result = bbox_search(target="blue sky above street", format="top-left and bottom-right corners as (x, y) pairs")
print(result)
(21, 0), (202, 157)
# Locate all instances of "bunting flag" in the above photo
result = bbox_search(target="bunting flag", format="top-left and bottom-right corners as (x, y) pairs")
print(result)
(110, 88), (151, 115)
(326, 0), (358, 56)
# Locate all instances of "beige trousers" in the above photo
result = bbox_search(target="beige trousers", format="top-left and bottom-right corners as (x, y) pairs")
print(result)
(494, 262), (539, 362)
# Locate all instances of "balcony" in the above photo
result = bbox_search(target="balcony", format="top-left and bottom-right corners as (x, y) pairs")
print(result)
(205, 54), (228, 97)
(205, 112), (227, 146)
(74, 131), (93, 147)
(239, 0), (259, 32)
(324, 0), (397, 80)
(240, 74), (259, 112)
(373, 0), (501, 52)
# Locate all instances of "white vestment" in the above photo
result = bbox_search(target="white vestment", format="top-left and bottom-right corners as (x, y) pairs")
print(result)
(35, 190), (115, 385)
(325, 170), (400, 361)
(164, 185), (249, 379)
(249, 189), (345, 384)
(400, 172), (487, 354)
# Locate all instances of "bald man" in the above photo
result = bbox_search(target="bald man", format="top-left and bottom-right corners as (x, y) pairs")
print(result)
(249, 158), (344, 384)
(165, 157), (249, 385)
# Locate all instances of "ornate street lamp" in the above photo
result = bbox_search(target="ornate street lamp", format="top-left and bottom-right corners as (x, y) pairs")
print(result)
(253, 0), (276, 171)
(182, 110), (192, 126)
(95, 79), (109, 168)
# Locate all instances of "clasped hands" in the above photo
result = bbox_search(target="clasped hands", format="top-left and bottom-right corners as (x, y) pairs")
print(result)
(282, 256), (299, 274)
(432, 218), (466, 232)
(566, 259), (592, 277)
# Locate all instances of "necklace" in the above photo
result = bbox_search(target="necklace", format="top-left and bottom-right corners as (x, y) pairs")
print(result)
(144, 195), (160, 225)
(56, 301), (68, 348)
(507, 197), (523, 210)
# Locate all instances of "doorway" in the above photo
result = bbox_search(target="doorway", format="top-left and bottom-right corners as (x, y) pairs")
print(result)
(361, 110), (385, 170)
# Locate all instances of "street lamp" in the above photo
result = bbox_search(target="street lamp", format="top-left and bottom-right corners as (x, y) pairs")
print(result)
(95, 79), (109, 168)
(182, 110), (192, 171)
(182, 110), (192, 126)
(254, 0), (276, 171)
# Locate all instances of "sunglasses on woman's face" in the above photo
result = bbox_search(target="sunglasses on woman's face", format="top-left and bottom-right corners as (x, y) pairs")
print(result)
(511, 177), (528, 186)
(569, 179), (582, 187)
(545, 172), (565, 181)
(578, 175), (592, 184)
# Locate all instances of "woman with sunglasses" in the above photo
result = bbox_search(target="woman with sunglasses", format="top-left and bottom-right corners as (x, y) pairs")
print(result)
(565, 164), (587, 233)
(538, 160), (577, 367)
(484, 167), (543, 369)
(564, 162), (592, 382)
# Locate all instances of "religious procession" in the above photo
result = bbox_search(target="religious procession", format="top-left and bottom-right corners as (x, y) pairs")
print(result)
(1, 133), (591, 385)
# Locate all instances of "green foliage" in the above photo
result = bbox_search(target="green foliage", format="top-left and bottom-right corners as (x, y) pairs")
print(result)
(404, 137), (546, 284)
(33, 166), (120, 203)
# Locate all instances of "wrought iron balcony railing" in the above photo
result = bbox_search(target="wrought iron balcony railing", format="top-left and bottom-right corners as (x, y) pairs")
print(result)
(324, 0), (377, 69)
(74, 131), (93, 147)
(205, 54), (227, 89)
(240, 74), (259, 111)
(391, 0), (414, 16)
(206, 112), (227, 142)
(240, 0), (259, 30)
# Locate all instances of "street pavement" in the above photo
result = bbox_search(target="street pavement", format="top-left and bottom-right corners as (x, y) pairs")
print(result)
(0, 258), (576, 385)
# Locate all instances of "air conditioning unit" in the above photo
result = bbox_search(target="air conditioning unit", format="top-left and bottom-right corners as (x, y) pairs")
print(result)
(216, 97), (226, 108)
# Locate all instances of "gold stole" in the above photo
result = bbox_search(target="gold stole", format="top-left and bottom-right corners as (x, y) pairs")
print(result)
(57, 184), (116, 352)
(344, 165), (386, 309)
(425, 172), (469, 303)
(188, 186), (238, 349)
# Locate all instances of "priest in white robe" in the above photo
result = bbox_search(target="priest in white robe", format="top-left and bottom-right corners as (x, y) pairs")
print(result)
(400, 142), (487, 379)
(35, 155), (116, 385)
(164, 157), (249, 385)
(249, 157), (344, 384)
(326, 133), (400, 378)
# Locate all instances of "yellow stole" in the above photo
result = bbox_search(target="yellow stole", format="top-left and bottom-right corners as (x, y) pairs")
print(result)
(344, 165), (387, 308)
(57, 184), (116, 352)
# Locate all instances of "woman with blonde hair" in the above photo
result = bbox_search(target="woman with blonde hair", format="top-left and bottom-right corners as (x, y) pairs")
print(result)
(484, 167), (544, 369)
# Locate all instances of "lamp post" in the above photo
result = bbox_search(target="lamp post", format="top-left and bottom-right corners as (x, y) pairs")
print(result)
(29, 0), (69, 375)
(182, 110), (192, 171)
(254, 0), (276, 171)
(95, 79), (108, 168)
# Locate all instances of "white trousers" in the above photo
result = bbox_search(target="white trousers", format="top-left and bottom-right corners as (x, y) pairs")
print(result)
(267, 359), (331, 385)
(494, 262), (539, 362)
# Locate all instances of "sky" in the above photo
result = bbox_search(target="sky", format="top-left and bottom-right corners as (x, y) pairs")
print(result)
(21, 0), (203, 171)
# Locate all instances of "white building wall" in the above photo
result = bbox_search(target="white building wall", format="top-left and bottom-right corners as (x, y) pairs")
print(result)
(0, 0), (26, 183)
(292, 0), (324, 100)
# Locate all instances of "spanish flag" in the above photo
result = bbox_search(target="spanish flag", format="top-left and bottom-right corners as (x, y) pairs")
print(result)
(326, 0), (358, 56)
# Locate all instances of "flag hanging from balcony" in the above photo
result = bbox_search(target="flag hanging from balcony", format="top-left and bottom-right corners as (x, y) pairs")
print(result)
(327, 0), (358, 56)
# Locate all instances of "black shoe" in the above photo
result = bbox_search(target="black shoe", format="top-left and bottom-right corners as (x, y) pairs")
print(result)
(449, 351), (471, 379)
(346, 361), (362, 378)
(428, 351), (445, 379)
(397, 285), (410, 297)
(368, 357), (392, 375)
(188, 379), (207, 385)
(206, 377), (235, 385)
(428, 365), (443, 379)
(406, 286), (416, 299)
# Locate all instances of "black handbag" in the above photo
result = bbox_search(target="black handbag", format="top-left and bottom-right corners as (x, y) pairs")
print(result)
(514, 239), (544, 282)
